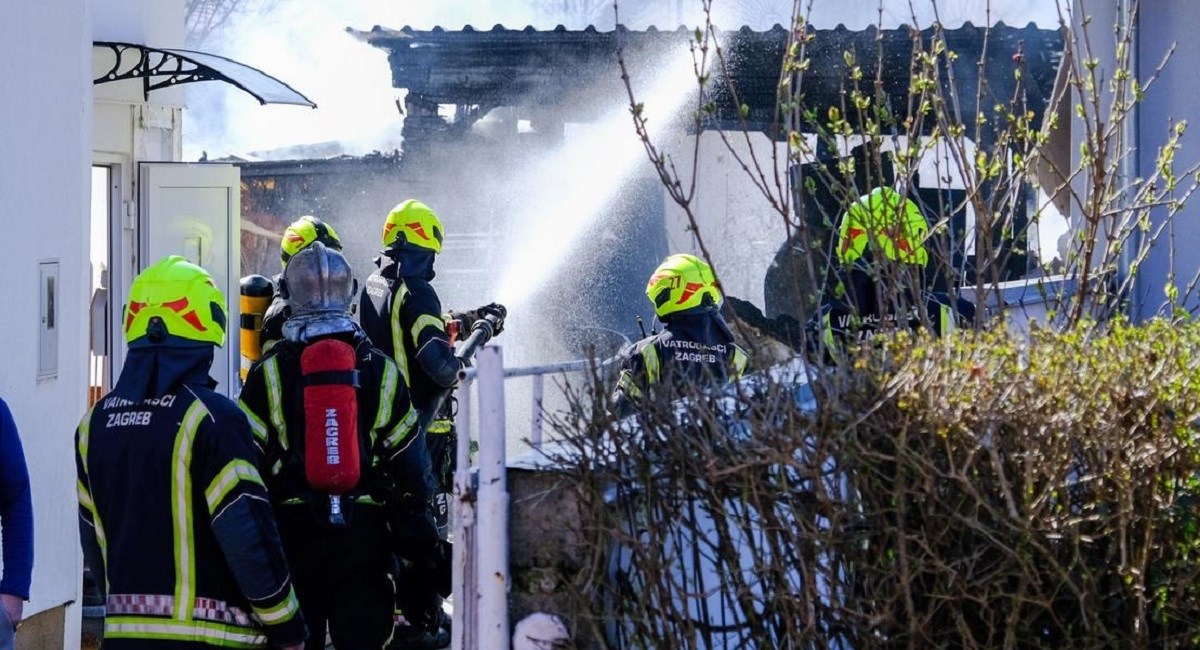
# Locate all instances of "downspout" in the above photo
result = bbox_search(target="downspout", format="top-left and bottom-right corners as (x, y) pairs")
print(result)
(1118, 0), (1142, 319)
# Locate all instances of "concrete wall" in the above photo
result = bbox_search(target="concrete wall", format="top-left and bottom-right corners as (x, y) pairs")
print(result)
(0, 1), (92, 647)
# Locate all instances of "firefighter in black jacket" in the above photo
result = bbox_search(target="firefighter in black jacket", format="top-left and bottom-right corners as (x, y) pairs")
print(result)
(358, 199), (503, 647)
(259, 215), (344, 355)
(239, 242), (440, 650)
(804, 186), (976, 360)
(76, 255), (307, 649)
(360, 199), (505, 432)
(613, 253), (749, 415)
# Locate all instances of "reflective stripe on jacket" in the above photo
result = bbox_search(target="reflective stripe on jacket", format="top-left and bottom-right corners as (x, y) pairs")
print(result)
(360, 257), (461, 414)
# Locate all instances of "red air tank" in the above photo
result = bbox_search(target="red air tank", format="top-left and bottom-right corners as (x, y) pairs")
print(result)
(300, 339), (361, 495)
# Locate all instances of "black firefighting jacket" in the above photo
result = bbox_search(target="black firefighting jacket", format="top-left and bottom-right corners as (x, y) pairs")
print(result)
(804, 265), (977, 361)
(359, 251), (461, 416)
(258, 274), (287, 355)
(613, 308), (749, 414)
(77, 372), (307, 648)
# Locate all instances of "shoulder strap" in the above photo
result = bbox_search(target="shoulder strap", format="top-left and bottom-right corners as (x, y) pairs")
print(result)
(640, 340), (662, 385)
(729, 344), (749, 379)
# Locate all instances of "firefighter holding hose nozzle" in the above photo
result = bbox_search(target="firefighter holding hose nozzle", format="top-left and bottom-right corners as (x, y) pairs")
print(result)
(359, 199), (505, 649)
(239, 242), (438, 650)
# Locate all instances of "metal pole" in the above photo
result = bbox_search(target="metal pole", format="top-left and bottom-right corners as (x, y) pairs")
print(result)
(531, 373), (544, 450)
(475, 345), (509, 646)
(1118, 0), (1143, 320)
(451, 377), (476, 650)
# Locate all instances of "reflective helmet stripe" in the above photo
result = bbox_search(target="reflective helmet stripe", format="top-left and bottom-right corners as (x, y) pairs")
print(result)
(382, 200), (444, 252)
(124, 256), (227, 347)
(281, 216), (342, 266)
(645, 254), (723, 318)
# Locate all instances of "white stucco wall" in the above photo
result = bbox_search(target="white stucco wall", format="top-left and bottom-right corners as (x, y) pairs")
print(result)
(93, 0), (184, 52)
(94, 0), (185, 108)
(0, 0), (91, 647)
(661, 130), (792, 311)
(93, 0), (187, 380)
(1136, 0), (1200, 317)
(1063, 0), (1200, 318)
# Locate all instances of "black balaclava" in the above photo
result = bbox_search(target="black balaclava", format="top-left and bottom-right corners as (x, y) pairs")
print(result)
(111, 344), (216, 402)
(380, 245), (437, 282)
(662, 303), (735, 344)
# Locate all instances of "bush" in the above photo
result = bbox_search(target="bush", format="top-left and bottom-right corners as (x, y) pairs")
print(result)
(550, 320), (1200, 648)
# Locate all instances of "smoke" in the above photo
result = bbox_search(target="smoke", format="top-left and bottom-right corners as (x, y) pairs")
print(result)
(182, 1), (1065, 159)
(182, 1), (554, 160)
(493, 47), (697, 310)
(181, 0), (786, 159)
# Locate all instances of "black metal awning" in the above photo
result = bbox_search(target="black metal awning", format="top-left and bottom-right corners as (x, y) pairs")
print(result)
(93, 42), (316, 108)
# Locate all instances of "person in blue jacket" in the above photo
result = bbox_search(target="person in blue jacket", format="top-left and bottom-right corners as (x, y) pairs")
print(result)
(0, 397), (32, 643)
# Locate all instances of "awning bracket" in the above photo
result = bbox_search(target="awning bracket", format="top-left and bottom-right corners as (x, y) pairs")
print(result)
(93, 41), (316, 108)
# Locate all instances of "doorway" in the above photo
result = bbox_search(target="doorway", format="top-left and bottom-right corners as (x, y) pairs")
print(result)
(88, 166), (114, 406)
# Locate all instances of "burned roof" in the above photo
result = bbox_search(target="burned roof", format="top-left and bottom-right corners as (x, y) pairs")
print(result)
(357, 23), (1063, 137)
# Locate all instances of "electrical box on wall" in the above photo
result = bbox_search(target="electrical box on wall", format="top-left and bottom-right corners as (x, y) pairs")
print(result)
(38, 260), (59, 379)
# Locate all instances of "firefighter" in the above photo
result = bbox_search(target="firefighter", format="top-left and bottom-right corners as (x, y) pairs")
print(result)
(806, 185), (976, 358)
(239, 242), (440, 650)
(259, 215), (344, 354)
(75, 255), (307, 649)
(613, 253), (750, 415)
(358, 199), (504, 648)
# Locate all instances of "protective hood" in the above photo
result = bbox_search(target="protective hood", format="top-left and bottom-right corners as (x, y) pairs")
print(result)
(111, 345), (216, 402)
(381, 246), (436, 281)
(282, 313), (362, 345)
(661, 306), (735, 345)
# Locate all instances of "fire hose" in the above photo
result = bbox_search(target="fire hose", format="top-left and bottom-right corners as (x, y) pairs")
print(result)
(421, 305), (506, 435)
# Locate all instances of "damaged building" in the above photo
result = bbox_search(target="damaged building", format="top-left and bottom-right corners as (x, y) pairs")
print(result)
(233, 21), (1064, 362)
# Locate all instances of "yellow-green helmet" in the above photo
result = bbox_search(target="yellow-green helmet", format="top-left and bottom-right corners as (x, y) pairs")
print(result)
(836, 187), (929, 267)
(281, 215), (342, 266)
(382, 199), (444, 253)
(124, 256), (227, 347)
(645, 254), (723, 319)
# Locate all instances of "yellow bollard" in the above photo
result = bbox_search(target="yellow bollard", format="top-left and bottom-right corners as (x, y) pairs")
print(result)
(239, 275), (274, 380)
